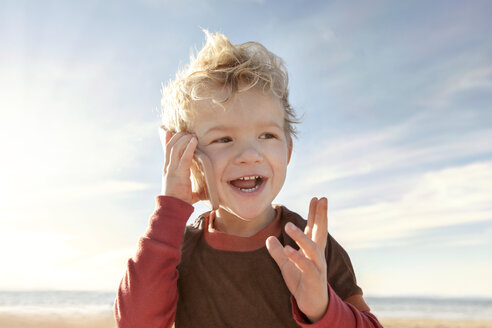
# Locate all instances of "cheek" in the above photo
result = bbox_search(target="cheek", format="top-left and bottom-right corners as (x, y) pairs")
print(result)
(207, 152), (227, 181)
(270, 143), (290, 165)
(269, 150), (289, 180)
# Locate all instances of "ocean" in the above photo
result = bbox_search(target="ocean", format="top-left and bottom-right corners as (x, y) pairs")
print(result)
(0, 291), (115, 316)
(0, 291), (492, 320)
(366, 296), (492, 320)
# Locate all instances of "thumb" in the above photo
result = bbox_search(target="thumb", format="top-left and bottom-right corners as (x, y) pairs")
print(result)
(266, 236), (289, 269)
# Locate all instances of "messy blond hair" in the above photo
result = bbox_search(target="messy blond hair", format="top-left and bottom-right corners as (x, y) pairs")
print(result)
(160, 30), (299, 198)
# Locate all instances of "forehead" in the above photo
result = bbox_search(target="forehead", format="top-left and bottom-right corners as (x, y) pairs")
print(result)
(190, 87), (285, 133)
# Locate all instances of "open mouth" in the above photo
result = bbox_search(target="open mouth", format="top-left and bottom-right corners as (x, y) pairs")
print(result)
(228, 175), (265, 193)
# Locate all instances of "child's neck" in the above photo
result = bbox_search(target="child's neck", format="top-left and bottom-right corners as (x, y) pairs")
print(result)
(214, 206), (276, 237)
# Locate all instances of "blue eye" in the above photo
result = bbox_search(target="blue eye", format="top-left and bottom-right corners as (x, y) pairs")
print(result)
(260, 133), (276, 139)
(215, 137), (232, 143)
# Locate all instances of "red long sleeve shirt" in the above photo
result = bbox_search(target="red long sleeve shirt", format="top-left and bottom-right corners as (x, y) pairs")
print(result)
(115, 196), (383, 328)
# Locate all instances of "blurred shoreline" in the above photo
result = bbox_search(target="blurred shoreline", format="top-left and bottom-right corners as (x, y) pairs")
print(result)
(2, 291), (492, 320)
(1, 291), (492, 327)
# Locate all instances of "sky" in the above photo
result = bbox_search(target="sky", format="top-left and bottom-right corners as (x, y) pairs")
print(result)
(0, 0), (491, 298)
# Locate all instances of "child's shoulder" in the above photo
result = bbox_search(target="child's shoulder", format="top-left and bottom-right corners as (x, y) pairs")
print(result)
(180, 213), (209, 255)
(277, 205), (308, 230)
(184, 212), (209, 236)
(188, 214), (208, 230)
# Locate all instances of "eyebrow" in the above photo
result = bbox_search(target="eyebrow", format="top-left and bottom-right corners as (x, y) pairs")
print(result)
(202, 125), (233, 135)
(202, 121), (283, 135)
(259, 121), (283, 130)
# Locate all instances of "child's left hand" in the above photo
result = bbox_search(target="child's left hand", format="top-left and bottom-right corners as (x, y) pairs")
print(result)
(266, 197), (328, 323)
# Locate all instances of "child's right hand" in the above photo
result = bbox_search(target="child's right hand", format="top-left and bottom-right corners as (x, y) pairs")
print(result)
(159, 129), (200, 205)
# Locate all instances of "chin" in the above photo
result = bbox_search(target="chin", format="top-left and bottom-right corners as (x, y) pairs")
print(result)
(220, 203), (272, 221)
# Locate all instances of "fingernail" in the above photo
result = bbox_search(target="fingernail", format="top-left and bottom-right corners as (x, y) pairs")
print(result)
(286, 222), (296, 232)
(285, 246), (295, 254)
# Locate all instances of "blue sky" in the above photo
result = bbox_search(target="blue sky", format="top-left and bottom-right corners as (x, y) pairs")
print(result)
(0, 0), (491, 297)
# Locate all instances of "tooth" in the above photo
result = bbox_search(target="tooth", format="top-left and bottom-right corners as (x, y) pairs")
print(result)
(240, 184), (259, 192)
(237, 176), (262, 181)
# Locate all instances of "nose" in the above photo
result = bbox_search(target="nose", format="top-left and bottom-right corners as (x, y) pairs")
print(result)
(234, 140), (263, 165)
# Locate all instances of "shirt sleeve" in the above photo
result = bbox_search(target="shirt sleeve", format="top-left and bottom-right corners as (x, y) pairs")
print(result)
(325, 234), (363, 300)
(291, 284), (383, 328)
(114, 196), (194, 328)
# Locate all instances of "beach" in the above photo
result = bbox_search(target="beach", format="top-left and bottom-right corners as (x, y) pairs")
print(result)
(1, 290), (492, 328)
(381, 318), (492, 328)
(0, 313), (116, 328)
(1, 314), (492, 328)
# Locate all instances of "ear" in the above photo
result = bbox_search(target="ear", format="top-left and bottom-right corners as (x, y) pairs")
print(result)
(287, 139), (293, 164)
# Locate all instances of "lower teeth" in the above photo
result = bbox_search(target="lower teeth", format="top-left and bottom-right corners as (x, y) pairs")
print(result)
(239, 185), (259, 192)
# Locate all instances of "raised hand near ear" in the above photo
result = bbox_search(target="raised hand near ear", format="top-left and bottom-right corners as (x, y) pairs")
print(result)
(266, 197), (329, 323)
(159, 128), (201, 205)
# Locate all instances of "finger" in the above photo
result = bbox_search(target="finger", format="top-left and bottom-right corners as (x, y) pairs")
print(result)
(266, 236), (289, 269)
(167, 134), (193, 173)
(284, 245), (317, 274)
(165, 130), (173, 144)
(304, 197), (318, 239)
(158, 126), (168, 147)
(285, 222), (324, 270)
(178, 135), (197, 172)
(163, 131), (186, 171)
(159, 128), (172, 167)
(158, 127), (174, 153)
(312, 197), (328, 250)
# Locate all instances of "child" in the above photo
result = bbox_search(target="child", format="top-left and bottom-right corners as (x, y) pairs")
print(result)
(114, 31), (383, 328)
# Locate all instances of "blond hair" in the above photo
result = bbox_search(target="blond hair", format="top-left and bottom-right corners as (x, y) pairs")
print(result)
(160, 30), (299, 198)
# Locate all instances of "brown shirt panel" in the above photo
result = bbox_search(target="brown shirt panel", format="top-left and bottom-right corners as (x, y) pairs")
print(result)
(175, 206), (362, 328)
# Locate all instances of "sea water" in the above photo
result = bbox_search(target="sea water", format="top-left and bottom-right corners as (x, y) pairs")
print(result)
(1, 291), (492, 320)
(367, 296), (492, 320)
(0, 291), (115, 315)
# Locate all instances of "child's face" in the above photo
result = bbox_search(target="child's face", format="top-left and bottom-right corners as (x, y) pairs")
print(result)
(191, 87), (291, 222)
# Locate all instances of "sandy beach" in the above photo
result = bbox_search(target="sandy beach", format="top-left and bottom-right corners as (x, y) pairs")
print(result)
(0, 313), (116, 328)
(1, 314), (492, 328)
(381, 318), (492, 328)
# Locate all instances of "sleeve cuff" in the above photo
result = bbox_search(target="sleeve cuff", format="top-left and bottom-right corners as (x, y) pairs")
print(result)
(291, 284), (357, 327)
(144, 195), (194, 244)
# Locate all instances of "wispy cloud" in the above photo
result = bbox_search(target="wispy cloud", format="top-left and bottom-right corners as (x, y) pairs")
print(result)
(0, 55), (159, 206)
(282, 159), (492, 250)
(424, 65), (492, 108)
(287, 113), (492, 194)
(279, 106), (492, 249)
(335, 161), (492, 248)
